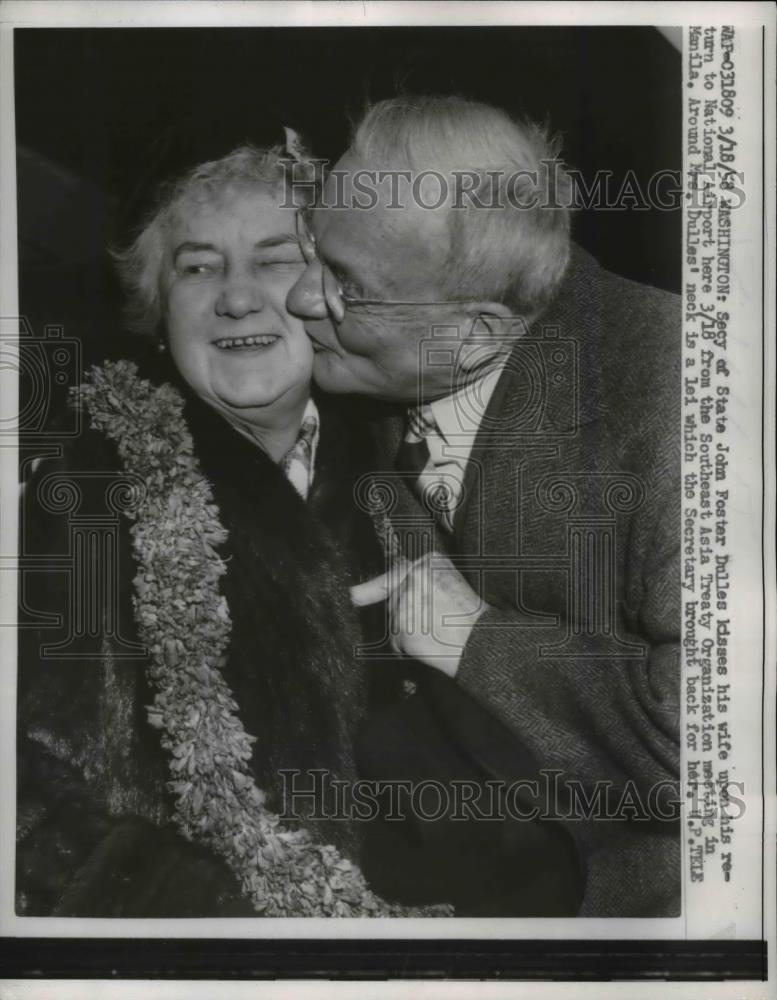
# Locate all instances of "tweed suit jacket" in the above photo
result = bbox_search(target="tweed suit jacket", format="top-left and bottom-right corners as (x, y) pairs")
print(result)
(372, 245), (682, 917)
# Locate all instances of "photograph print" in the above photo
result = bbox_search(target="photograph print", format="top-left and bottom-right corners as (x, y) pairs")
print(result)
(10, 20), (684, 926)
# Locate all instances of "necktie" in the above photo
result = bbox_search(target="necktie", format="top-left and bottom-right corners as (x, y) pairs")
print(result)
(396, 406), (454, 531)
(281, 414), (318, 500)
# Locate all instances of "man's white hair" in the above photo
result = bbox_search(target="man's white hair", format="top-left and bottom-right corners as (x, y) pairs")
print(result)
(113, 144), (308, 337)
(351, 96), (572, 319)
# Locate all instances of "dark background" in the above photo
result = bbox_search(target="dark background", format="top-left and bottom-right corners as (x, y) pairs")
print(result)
(14, 26), (681, 367)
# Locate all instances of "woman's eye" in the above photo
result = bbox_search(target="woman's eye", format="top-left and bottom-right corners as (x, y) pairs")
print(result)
(177, 259), (221, 277)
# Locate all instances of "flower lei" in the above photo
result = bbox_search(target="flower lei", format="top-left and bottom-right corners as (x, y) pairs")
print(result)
(76, 360), (451, 918)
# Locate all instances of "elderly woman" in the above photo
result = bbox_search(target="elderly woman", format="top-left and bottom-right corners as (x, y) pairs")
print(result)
(16, 145), (423, 918)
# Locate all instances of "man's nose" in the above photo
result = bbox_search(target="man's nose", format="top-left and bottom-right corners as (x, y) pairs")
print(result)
(286, 261), (329, 320)
(215, 274), (264, 318)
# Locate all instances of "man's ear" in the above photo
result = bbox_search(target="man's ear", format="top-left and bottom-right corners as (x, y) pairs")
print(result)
(458, 301), (528, 372)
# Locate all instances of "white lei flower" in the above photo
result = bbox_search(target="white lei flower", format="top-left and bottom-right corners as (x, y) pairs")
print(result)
(76, 360), (451, 918)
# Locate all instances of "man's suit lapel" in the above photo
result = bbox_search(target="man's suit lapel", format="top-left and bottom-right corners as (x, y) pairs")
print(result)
(453, 352), (548, 561)
(454, 244), (608, 558)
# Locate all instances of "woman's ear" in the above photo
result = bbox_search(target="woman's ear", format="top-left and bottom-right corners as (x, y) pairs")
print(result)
(458, 301), (528, 372)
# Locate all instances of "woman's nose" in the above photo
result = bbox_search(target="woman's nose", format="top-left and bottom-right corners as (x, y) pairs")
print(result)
(215, 275), (264, 318)
(286, 261), (329, 321)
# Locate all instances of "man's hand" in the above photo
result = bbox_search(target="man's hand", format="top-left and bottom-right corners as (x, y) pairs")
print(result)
(351, 552), (488, 677)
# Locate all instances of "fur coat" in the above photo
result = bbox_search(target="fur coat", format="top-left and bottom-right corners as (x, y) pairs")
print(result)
(16, 358), (385, 917)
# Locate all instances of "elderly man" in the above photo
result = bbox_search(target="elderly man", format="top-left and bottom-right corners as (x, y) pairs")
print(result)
(287, 95), (681, 917)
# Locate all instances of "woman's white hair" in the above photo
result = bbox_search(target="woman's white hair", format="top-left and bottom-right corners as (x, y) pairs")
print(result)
(351, 96), (573, 319)
(113, 144), (309, 337)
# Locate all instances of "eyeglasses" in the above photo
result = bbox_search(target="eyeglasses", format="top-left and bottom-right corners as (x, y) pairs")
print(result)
(295, 211), (481, 322)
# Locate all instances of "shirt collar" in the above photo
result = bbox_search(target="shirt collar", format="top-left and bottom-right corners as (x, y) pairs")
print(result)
(304, 397), (321, 470)
(427, 360), (507, 446)
(282, 396), (320, 499)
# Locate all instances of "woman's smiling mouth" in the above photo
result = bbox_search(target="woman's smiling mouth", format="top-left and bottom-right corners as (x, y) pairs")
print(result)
(213, 334), (280, 350)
